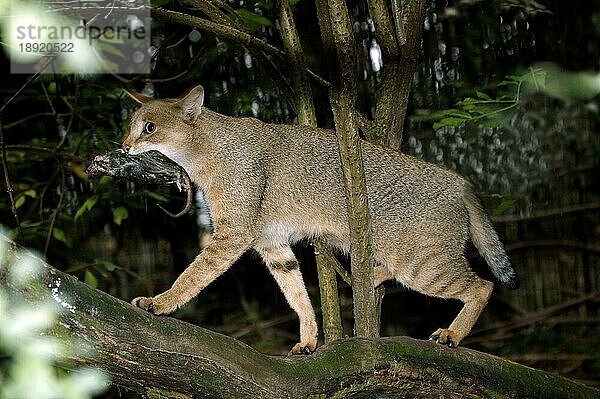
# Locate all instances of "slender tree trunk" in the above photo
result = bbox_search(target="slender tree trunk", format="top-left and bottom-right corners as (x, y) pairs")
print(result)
(317, 0), (378, 338)
(312, 239), (344, 341)
(277, 0), (344, 343)
(369, 0), (429, 149)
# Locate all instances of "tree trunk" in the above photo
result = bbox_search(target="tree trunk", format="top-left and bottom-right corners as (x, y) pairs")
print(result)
(277, 0), (344, 343)
(317, 0), (378, 340)
(368, 0), (428, 149)
(1, 235), (598, 399)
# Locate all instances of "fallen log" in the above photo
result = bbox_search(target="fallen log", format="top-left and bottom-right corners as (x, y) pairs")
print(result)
(1, 235), (598, 399)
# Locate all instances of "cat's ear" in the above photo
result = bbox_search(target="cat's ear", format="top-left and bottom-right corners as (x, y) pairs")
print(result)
(124, 90), (152, 104)
(177, 85), (205, 123)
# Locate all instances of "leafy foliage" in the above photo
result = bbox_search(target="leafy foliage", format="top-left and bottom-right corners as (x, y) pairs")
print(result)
(0, 237), (109, 398)
(234, 9), (274, 31)
(429, 67), (546, 130)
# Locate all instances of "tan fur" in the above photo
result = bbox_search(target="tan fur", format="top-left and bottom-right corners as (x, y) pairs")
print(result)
(124, 86), (517, 353)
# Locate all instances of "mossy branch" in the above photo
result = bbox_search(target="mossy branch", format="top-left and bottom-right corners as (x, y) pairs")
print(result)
(0, 235), (598, 398)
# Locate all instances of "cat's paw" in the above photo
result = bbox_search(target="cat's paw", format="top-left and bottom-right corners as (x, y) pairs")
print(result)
(429, 328), (461, 348)
(132, 293), (179, 315)
(131, 296), (156, 313)
(289, 342), (316, 355)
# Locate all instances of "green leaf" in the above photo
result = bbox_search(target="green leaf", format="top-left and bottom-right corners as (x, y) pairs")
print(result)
(84, 270), (98, 288)
(14, 196), (25, 209)
(23, 189), (37, 198)
(145, 191), (168, 202)
(95, 41), (125, 58)
(113, 206), (129, 226)
(476, 91), (492, 101)
(526, 67), (547, 86)
(75, 194), (100, 220)
(442, 109), (473, 119)
(457, 97), (480, 110)
(429, 109), (471, 123)
(99, 260), (118, 272)
(506, 74), (525, 82)
(99, 58), (120, 72)
(14, 189), (37, 209)
(493, 199), (517, 217)
(99, 176), (113, 186)
(65, 262), (89, 273)
(52, 227), (69, 245)
(235, 9), (273, 31)
(498, 79), (520, 87)
(433, 117), (469, 130)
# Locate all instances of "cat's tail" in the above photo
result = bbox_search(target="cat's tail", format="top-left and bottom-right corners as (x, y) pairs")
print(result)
(463, 184), (519, 289)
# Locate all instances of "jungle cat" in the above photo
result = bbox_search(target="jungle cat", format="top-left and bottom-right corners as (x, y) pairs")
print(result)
(123, 85), (518, 354)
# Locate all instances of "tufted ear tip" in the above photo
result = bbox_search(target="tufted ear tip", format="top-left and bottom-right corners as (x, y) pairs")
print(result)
(125, 90), (152, 104)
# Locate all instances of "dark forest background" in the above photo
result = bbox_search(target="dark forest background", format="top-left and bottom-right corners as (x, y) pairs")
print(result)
(1, 0), (599, 393)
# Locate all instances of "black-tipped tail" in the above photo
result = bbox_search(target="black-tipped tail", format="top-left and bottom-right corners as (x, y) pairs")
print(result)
(463, 186), (519, 289)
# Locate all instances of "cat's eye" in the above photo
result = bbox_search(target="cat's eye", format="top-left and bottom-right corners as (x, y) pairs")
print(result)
(144, 122), (156, 134)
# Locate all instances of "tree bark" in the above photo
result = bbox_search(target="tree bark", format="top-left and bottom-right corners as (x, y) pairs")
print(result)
(277, 0), (344, 343)
(370, 0), (428, 150)
(313, 240), (344, 342)
(1, 235), (598, 399)
(317, 0), (378, 340)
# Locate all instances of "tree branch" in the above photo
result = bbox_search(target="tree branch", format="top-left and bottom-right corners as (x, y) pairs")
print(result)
(277, 0), (317, 126)
(0, 115), (20, 237)
(367, 0), (400, 58)
(1, 234), (597, 398)
(493, 201), (600, 223)
(151, 7), (330, 88)
(152, 7), (284, 58)
(369, 0), (428, 149)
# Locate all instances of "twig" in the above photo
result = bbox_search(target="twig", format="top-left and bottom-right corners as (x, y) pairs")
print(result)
(493, 201), (600, 223)
(38, 168), (60, 222)
(0, 71), (44, 114)
(232, 297), (354, 339)
(147, 44), (205, 83)
(544, 317), (600, 327)
(4, 145), (86, 163)
(152, 6), (330, 88)
(505, 239), (600, 255)
(153, 7), (284, 57)
(0, 115), (21, 237)
(40, 80), (70, 152)
(0, 51), (54, 111)
(466, 292), (600, 343)
(3, 112), (71, 130)
(232, 312), (300, 339)
(319, 246), (352, 286)
(44, 164), (66, 256)
(507, 354), (598, 362)
(40, 81), (57, 116)
(57, 79), (78, 151)
(0, 58), (53, 239)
